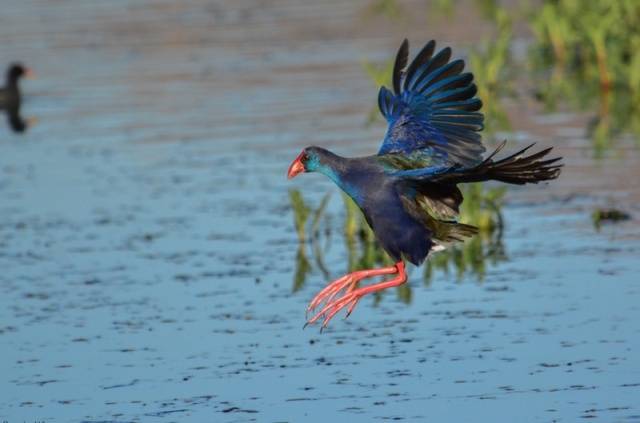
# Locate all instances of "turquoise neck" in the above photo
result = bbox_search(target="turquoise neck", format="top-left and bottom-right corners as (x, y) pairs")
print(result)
(316, 161), (362, 204)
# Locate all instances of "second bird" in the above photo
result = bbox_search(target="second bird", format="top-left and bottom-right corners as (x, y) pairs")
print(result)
(0, 63), (32, 133)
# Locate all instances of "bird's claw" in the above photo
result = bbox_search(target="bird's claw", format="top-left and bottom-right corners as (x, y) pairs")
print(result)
(343, 300), (358, 320)
(306, 291), (361, 330)
(306, 274), (354, 314)
(305, 280), (355, 330)
(303, 262), (404, 331)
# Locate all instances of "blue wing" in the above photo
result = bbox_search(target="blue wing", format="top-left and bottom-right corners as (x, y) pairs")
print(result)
(377, 39), (485, 167)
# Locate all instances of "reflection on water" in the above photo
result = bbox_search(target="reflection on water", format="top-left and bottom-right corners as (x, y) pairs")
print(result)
(425, 183), (506, 284)
(519, 0), (640, 152)
(4, 105), (29, 133)
(592, 207), (632, 231)
(0, 63), (32, 134)
(290, 182), (506, 300)
(529, 1), (640, 91)
(290, 190), (331, 292)
(532, 59), (640, 156)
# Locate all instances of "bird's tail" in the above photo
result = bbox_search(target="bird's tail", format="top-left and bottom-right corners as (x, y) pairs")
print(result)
(435, 141), (563, 185)
(429, 220), (479, 252)
(435, 220), (479, 243)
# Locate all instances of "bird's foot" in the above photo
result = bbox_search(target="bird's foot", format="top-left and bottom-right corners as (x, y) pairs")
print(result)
(305, 264), (398, 317)
(305, 273), (358, 317)
(305, 261), (406, 330)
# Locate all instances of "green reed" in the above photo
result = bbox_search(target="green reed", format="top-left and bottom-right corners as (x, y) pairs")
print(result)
(367, 0), (403, 20)
(362, 2), (514, 133)
(341, 182), (506, 288)
(289, 182), (506, 300)
(527, 0), (640, 149)
(289, 189), (331, 292)
(592, 207), (631, 231)
(424, 183), (506, 284)
(425, 0), (640, 151)
(468, 6), (513, 133)
(528, 0), (640, 91)
(362, 58), (394, 126)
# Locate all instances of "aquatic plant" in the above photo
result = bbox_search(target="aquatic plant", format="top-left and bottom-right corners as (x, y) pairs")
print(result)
(528, 0), (640, 148)
(342, 182), (507, 286)
(429, 0), (500, 22)
(289, 182), (506, 298)
(528, 0), (640, 90)
(289, 189), (331, 291)
(293, 245), (312, 293)
(363, 3), (514, 133)
(467, 7), (513, 133)
(592, 207), (631, 231)
(342, 192), (394, 272)
(373, 0), (640, 152)
(289, 189), (310, 242)
(362, 58), (394, 126)
(430, 0), (455, 19)
(424, 183), (506, 283)
(367, 0), (403, 20)
(327, 173), (505, 285)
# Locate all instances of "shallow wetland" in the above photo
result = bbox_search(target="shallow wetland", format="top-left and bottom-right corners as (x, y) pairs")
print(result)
(1, 1), (639, 422)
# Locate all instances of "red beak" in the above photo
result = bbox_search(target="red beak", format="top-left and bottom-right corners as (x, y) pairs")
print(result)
(24, 68), (35, 79)
(287, 151), (305, 179)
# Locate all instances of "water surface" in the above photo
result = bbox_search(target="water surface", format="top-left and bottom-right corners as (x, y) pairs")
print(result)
(1, 1), (639, 422)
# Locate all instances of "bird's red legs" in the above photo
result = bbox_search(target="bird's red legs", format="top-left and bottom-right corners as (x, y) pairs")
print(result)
(305, 264), (398, 316)
(306, 261), (407, 330)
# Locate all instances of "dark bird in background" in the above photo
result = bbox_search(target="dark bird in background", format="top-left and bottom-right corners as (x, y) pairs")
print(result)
(288, 39), (562, 329)
(0, 63), (33, 133)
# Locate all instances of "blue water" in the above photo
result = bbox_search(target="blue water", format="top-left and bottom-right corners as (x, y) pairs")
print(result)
(1, 1), (640, 422)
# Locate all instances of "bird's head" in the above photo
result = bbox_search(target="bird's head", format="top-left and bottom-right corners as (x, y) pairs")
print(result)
(287, 146), (325, 179)
(7, 63), (33, 82)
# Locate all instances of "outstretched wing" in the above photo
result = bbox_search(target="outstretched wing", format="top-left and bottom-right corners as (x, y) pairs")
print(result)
(377, 39), (485, 167)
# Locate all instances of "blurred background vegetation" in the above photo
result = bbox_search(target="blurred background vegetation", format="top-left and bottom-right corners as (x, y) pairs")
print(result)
(291, 0), (640, 302)
(369, 0), (640, 152)
(290, 181), (506, 303)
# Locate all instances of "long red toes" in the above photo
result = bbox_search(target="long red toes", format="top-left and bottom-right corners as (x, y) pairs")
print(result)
(303, 261), (407, 331)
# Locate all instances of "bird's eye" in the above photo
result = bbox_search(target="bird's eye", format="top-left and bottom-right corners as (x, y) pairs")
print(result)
(301, 152), (309, 163)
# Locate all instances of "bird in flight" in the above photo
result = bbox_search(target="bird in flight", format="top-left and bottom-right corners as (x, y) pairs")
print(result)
(288, 39), (562, 330)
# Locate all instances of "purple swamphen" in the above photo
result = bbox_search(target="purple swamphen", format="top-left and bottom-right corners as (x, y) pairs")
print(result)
(288, 40), (562, 329)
